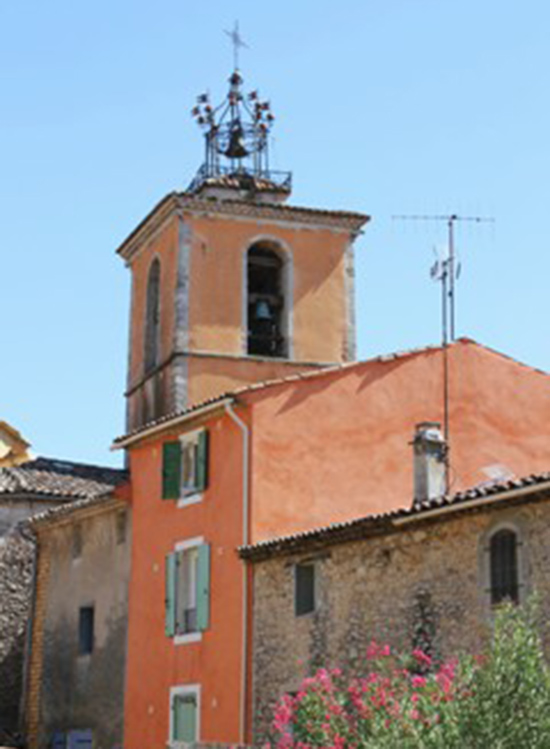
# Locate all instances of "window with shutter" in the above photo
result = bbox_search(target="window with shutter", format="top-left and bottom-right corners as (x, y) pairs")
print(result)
(165, 540), (210, 642)
(170, 687), (199, 743)
(295, 562), (316, 616)
(78, 606), (94, 655)
(165, 553), (177, 637)
(490, 529), (519, 605)
(162, 442), (181, 500)
(162, 430), (209, 505)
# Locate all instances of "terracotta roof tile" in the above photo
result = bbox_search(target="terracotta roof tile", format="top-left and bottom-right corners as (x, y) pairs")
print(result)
(239, 471), (550, 561)
(0, 457), (127, 501)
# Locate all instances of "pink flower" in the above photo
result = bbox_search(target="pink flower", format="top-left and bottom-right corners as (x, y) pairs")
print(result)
(412, 648), (432, 667)
(411, 675), (427, 689)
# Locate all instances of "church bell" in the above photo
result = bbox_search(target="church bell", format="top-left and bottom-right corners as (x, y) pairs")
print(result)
(225, 124), (249, 159)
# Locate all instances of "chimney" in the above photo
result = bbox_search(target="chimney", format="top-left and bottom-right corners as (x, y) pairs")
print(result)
(412, 422), (447, 504)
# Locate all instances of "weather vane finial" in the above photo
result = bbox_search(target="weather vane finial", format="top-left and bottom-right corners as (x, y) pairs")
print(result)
(224, 21), (249, 70)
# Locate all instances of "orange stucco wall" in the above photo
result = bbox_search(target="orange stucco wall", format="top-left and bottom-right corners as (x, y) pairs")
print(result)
(128, 216), (179, 389)
(187, 215), (351, 362)
(123, 409), (250, 748)
(125, 206), (356, 428)
(186, 355), (322, 407)
(248, 340), (550, 542)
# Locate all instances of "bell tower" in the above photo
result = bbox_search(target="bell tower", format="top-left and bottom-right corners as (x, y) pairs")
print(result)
(117, 50), (369, 430)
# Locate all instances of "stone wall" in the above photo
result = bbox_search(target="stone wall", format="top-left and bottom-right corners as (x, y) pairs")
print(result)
(251, 499), (550, 742)
(26, 503), (131, 749)
(0, 528), (34, 740)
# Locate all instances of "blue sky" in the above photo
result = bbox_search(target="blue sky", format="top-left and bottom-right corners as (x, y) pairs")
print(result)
(2, 1), (549, 466)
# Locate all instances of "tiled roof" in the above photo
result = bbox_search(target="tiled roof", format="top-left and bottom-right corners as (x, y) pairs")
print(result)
(239, 471), (550, 561)
(112, 341), (445, 447)
(195, 175), (291, 193)
(27, 490), (125, 529)
(0, 457), (127, 501)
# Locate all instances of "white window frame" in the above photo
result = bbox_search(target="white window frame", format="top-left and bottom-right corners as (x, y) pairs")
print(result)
(174, 536), (204, 645)
(177, 428), (205, 509)
(169, 684), (201, 746)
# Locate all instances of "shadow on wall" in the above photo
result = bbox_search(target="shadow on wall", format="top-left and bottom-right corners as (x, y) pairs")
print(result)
(40, 612), (127, 749)
(0, 529), (34, 737)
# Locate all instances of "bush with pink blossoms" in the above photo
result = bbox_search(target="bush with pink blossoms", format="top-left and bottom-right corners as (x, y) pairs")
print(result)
(266, 602), (550, 748)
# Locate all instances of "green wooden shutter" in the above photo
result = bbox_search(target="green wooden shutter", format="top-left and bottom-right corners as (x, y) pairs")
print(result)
(196, 430), (209, 491)
(162, 441), (181, 500)
(173, 694), (197, 741)
(196, 543), (210, 631)
(165, 552), (177, 637)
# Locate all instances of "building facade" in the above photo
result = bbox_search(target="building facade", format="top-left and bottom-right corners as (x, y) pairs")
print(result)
(241, 476), (550, 742)
(0, 458), (127, 744)
(116, 338), (550, 747)
(24, 488), (131, 749)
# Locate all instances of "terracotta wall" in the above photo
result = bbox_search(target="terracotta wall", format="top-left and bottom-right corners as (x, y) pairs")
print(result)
(247, 341), (550, 543)
(124, 208), (356, 428)
(123, 408), (250, 748)
(187, 216), (351, 363)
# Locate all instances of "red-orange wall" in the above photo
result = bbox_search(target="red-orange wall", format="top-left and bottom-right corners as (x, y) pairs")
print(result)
(123, 409), (250, 748)
(248, 340), (550, 542)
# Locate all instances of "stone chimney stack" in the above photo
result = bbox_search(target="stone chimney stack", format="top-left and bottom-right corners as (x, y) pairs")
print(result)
(412, 422), (447, 504)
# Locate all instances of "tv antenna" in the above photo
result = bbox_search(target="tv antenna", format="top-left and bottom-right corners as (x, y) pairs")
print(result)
(393, 214), (494, 340)
(393, 213), (495, 494)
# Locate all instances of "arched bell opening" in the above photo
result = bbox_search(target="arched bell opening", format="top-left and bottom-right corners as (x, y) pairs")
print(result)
(246, 242), (290, 358)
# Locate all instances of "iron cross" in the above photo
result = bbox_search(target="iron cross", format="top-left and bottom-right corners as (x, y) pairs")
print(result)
(224, 21), (249, 70)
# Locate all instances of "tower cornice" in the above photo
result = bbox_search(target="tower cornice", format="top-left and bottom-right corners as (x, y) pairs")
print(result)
(116, 192), (369, 262)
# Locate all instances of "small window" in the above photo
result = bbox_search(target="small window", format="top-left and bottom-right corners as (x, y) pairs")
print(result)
(78, 606), (94, 655)
(144, 258), (161, 374)
(72, 525), (83, 560)
(171, 688), (199, 743)
(490, 529), (519, 605)
(295, 563), (316, 616)
(162, 430), (209, 501)
(166, 543), (210, 639)
(116, 510), (127, 545)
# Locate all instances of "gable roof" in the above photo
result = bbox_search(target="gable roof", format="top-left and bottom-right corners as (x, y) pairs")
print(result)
(26, 490), (126, 530)
(113, 341), (446, 448)
(239, 470), (550, 561)
(113, 337), (550, 450)
(0, 457), (128, 501)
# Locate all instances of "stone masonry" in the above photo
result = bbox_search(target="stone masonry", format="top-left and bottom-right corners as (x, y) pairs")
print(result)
(249, 495), (550, 742)
(25, 498), (130, 749)
(0, 527), (34, 741)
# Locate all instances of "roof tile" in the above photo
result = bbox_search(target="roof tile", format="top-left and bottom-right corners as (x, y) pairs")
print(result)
(0, 457), (127, 501)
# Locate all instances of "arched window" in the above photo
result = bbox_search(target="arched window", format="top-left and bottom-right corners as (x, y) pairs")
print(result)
(247, 243), (288, 358)
(489, 528), (519, 605)
(144, 258), (161, 373)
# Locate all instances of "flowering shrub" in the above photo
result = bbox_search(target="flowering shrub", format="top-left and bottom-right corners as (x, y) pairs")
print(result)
(266, 603), (550, 748)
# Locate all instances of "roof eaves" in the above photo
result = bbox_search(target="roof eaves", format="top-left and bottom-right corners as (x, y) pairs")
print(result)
(113, 341), (459, 447)
(112, 396), (236, 449)
(115, 192), (370, 262)
(26, 491), (123, 530)
(115, 192), (179, 261)
(239, 472), (550, 562)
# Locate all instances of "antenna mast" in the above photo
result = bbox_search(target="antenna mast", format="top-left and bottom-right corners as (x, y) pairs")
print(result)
(393, 213), (494, 494)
